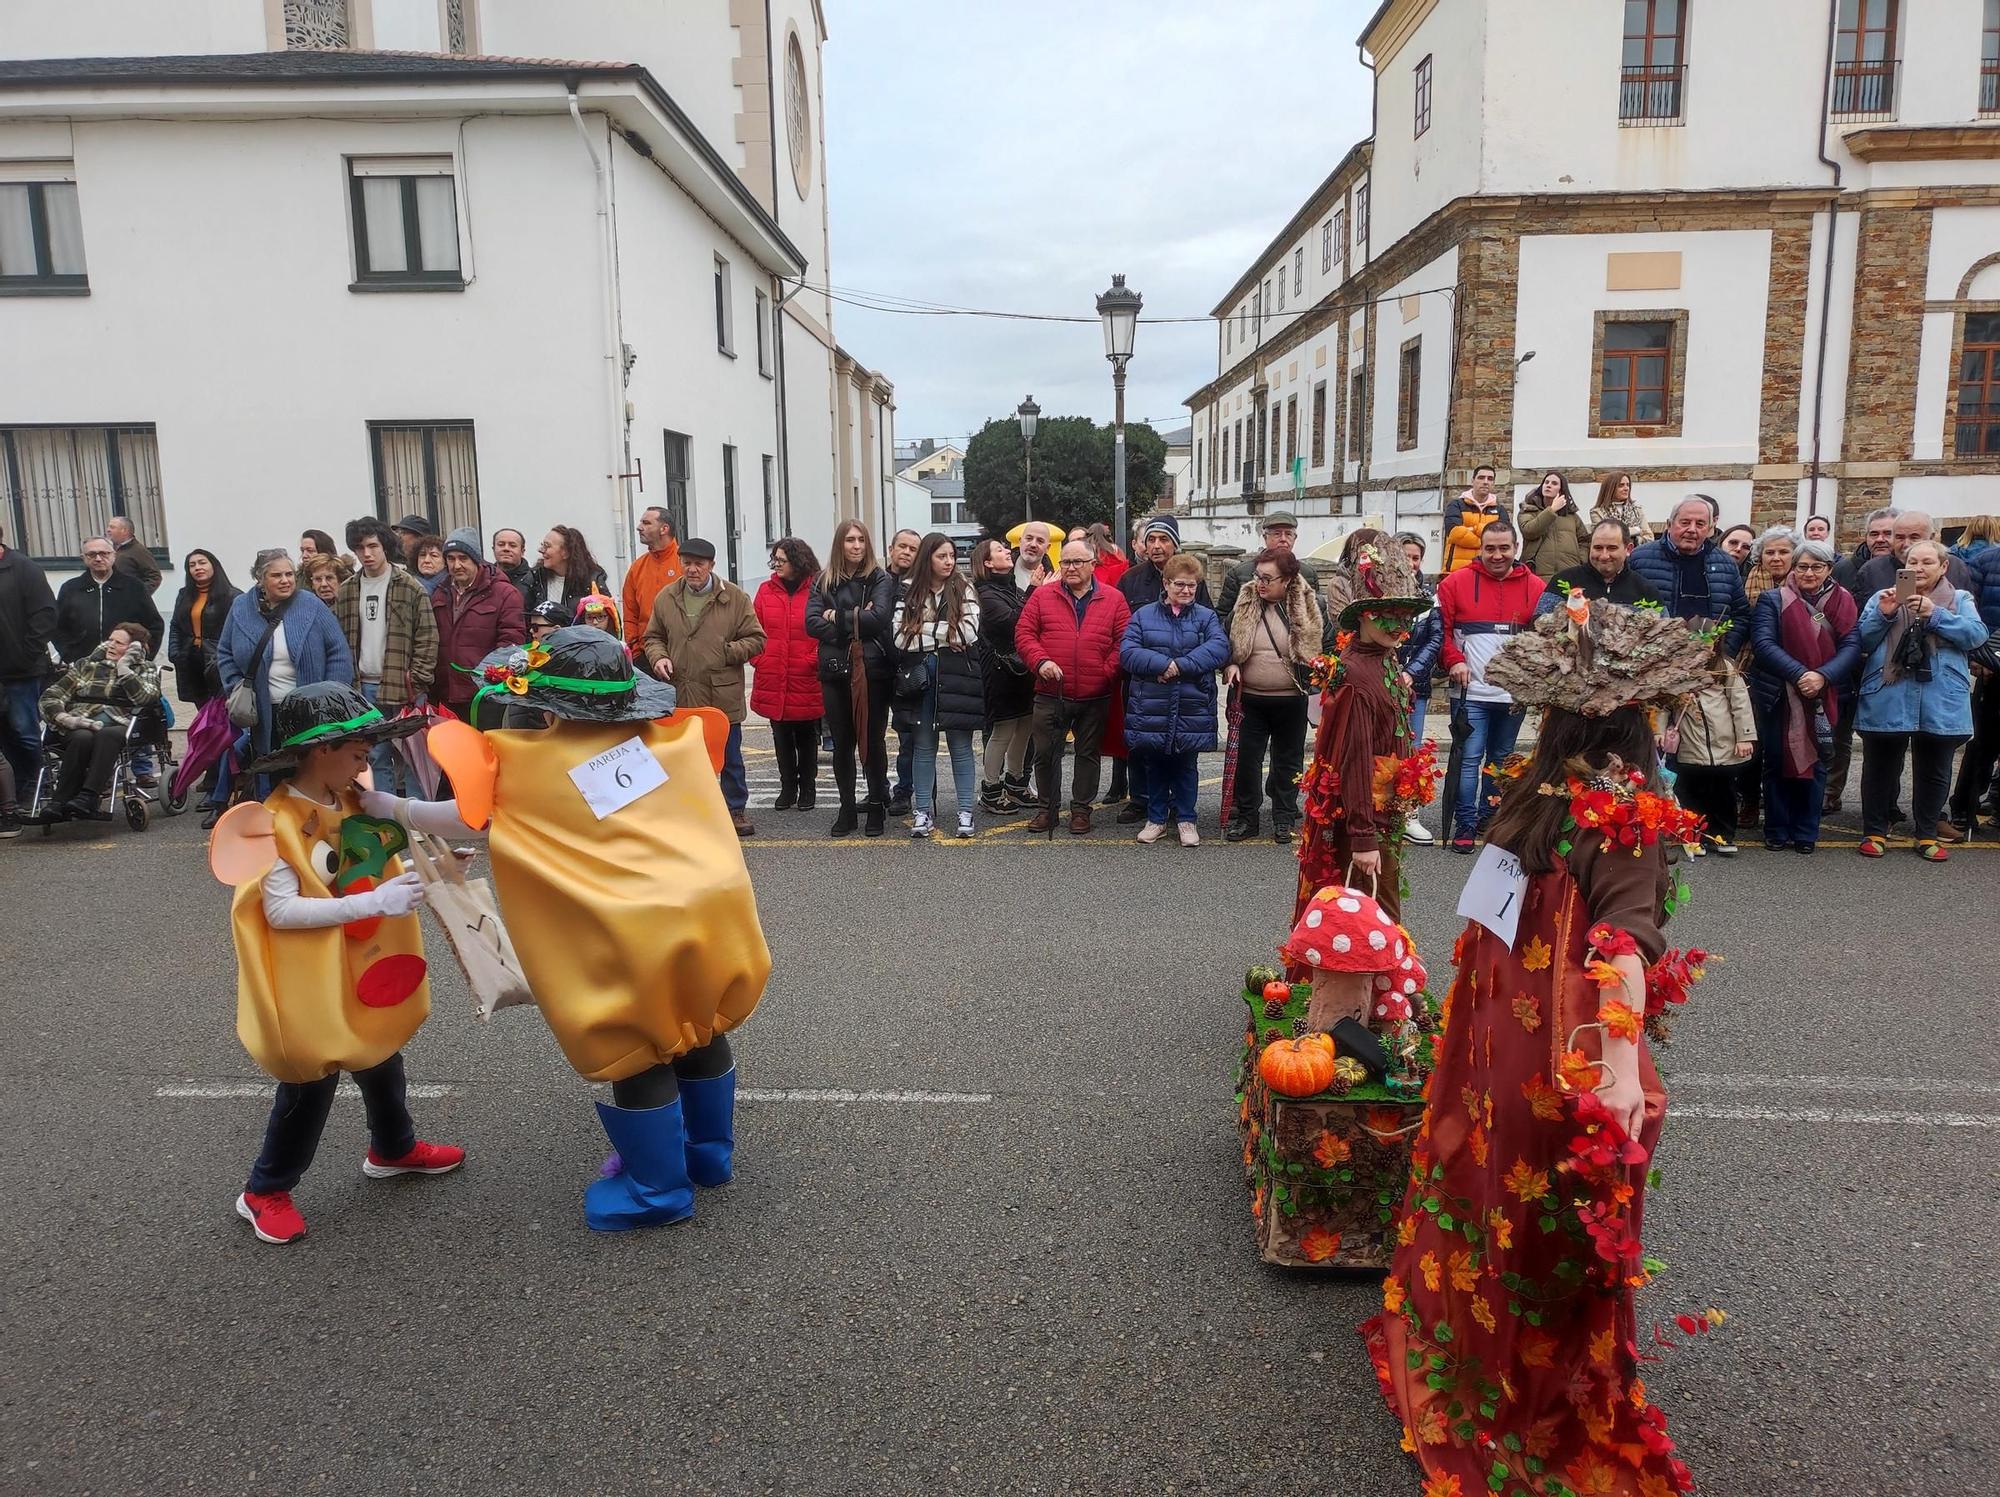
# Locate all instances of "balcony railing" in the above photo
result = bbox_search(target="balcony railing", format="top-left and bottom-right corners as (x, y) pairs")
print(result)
(1830, 59), (1898, 121)
(1618, 64), (1686, 126)
(1982, 60), (1999, 116)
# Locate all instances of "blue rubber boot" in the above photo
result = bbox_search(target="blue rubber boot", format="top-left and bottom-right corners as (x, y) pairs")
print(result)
(583, 1099), (694, 1231)
(679, 1067), (736, 1186)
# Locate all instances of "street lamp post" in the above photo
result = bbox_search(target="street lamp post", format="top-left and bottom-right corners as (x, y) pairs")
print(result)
(1096, 274), (1141, 549)
(1016, 394), (1040, 524)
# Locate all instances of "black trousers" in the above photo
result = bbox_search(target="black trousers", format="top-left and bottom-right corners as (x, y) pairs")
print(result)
(1826, 709), (1858, 808)
(611, 1035), (734, 1107)
(52, 726), (123, 805)
(1859, 730), (1966, 839)
(1674, 762), (1741, 843)
(822, 675), (889, 809)
(1233, 692), (1309, 824)
(1948, 676), (2000, 822)
(1032, 693), (1110, 810)
(770, 719), (822, 801)
(245, 1052), (416, 1194)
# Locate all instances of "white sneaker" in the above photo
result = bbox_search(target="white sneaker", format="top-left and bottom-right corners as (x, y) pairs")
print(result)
(1404, 817), (1435, 846)
(1136, 821), (1166, 844)
(910, 811), (933, 839)
(1178, 821), (1200, 847)
(955, 811), (975, 839)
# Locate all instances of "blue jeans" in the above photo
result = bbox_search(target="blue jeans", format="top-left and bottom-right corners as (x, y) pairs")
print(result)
(1, 678), (42, 803)
(358, 682), (407, 794)
(912, 689), (976, 820)
(1408, 696), (1428, 745)
(721, 722), (748, 812)
(1454, 699), (1525, 837)
(892, 726), (915, 802)
(1142, 749), (1199, 824)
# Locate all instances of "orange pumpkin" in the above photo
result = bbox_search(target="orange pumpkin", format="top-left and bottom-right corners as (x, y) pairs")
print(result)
(1259, 1032), (1338, 1097)
(1261, 979), (1293, 1003)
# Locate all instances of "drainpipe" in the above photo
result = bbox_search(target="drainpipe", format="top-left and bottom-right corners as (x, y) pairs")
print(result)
(1356, 39), (1378, 519)
(568, 86), (633, 578)
(1806, 0), (1844, 522)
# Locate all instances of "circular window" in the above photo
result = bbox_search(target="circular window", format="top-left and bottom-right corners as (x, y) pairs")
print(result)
(784, 32), (812, 200)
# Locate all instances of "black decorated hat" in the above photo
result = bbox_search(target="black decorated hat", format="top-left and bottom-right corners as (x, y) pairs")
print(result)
(248, 682), (427, 773)
(469, 625), (676, 724)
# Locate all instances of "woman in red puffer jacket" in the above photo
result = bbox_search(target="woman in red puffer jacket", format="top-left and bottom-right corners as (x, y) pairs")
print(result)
(750, 538), (825, 810)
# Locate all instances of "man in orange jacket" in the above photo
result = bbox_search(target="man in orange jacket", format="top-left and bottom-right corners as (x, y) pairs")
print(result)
(1440, 465), (1508, 574)
(622, 505), (683, 651)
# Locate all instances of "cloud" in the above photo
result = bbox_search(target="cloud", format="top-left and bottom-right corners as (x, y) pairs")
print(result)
(824, 0), (1378, 442)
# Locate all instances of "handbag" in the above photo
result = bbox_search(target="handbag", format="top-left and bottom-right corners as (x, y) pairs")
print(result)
(225, 608), (285, 730)
(1262, 607), (1313, 695)
(893, 652), (932, 700)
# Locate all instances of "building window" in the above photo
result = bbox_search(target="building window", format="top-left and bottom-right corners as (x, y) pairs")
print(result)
(930, 502), (952, 525)
(1832, 0), (1898, 119)
(755, 288), (771, 376)
(1310, 381), (1327, 467)
(0, 424), (164, 562)
(284, 0), (350, 49)
(1276, 269), (1285, 313)
(1321, 221), (1332, 274)
(1261, 280), (1271, 328)
(1270, 400), (1283, 472)
(1224, 316), (1232, 354)
(1355, 185), (1370, 254)
(1284, 394), (1298, 470)
(1956, 312), (2000, 456)
(1331, 207), (1346, 267)
(721, 443), (741, 579)
(1589, 310), (1690, 437)
(1620, 0), (1687, 125)
(0, 176), (88, 292)
(1293, 247), (1304, 298)
(762, 453), (779, 543)
(368, 421), (480, 535)
(1413, 55), (1433, 138)
(1396, 339), (1422, 451)
(661, 429), (692, 539)
(714, 257), (734, 354)
(349, 159), (461, 286)
(1348, 369), (1366, 463)
(1983, 0), (1999, 114)
(445, 0), (469, 53)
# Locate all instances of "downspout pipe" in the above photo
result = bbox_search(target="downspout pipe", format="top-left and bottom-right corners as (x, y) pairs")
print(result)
(568, 86), (632, 579)
(1807, 0), (1845, 522)
(1356, 39), (1378, 517)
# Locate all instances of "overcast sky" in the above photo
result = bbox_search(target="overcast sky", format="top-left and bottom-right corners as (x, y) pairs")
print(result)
(822, 0), (1377, 447)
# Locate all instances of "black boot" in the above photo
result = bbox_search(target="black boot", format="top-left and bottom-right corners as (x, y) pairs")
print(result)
(830, 801), (857, 837)
(863, 801), (886, 838)
(1224, 812), (1258, 843)
(773, 768), (797, 813)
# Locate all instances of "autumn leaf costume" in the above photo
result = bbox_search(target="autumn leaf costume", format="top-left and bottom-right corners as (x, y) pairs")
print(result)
(1364, 600), (1719, 1497)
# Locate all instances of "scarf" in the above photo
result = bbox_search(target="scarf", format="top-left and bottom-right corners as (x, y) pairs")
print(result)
(1775, 580), (1855, 779)
(1879, 575), (1956, 687)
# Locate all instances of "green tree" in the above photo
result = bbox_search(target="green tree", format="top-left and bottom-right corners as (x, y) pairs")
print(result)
(963, 414), (1164, 541)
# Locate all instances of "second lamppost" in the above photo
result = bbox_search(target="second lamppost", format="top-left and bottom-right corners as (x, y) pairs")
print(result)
(1095, 274), (1141, 549)
(1016, 394), (1040, 524)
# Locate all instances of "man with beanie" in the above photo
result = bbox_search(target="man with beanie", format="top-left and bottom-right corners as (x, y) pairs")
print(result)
(431, 526), (525, 722)
(642, 538), (766, 836)
(392, 513), (435, 570)
(337, 517), (439, 789)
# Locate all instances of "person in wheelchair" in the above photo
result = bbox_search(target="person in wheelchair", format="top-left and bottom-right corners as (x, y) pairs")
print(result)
(34, 622), (161, 822)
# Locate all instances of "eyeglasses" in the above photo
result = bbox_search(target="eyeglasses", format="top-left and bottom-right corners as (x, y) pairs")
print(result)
(1254, 572), (1281, 583)
(83, 550), (112, 560)
(1060, 558), (1091, 567)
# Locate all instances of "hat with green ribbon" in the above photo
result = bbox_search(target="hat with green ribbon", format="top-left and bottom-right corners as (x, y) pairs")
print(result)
(247, 682), (429, 773)
(466, 625), (676, 725)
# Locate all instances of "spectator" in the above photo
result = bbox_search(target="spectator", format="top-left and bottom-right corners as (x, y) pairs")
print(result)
(525, 597), (567, 643)
(973, 538), (1034, 814)
(892, 533), (983, 839)
(1833, 506), (1897, 594)
(1396, 532), (1445, 844)
(1517, 470), (1589, 581)
(33, 623), (160, 821)
(751, 537), (823, 813)
(1664, 651), (1756, 856)
(430, 530), (526, 722)
(105, 516), (162, 595)
(1852, 510), (1975, 597)
(411, 534), (448, 595)
(1951, 514), (1995, 560)
(216, 549), (353, 772)
(1718, 524), (1756, 570)
(1016, 538), (1131, 835)
(1854, 539), (1987, 861)
(1802, 514), (1833, 544)
(1221, 546), (1323, 845)
(882, 528), (921, 815)
(301, 553), (343, 606)
(1121, 552), (1228, 847)
(1626, 496), (1751, 654)
(391, 513), (434, 568)
(1590, 471), (1651, 545)
(54, 538), (163, 665)
(1087, 522), (1129, 591)
(1827, 506), (1901, 808)
(1743, 526), (1797, 610)
(1437, 518), (1546, 851)
(1119, 516), (1212, 611)
(166, 548), (240, 708)
(807, 520), (897, 838)
(1536, 520), (1660, 613)
(621, 506), (684, 652)
(1217, 510), (1326, 618)
(298, 529), (338, 565)
(1945, 539), (2000, 838)
(0, 520), (58, 808)
(491, 528), (533, 597)
(336, 518), (438, 792)
(1440, 465), (1508, 574)
(642, 538), (766, 836)
(1014, 520), (1056, 592)
(1750, 538), (1859, 854)
(576, 593), (621, 638)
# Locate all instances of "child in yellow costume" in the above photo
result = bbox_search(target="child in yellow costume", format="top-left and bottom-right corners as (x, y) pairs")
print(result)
(430, 626), (771, 1231)
(211, 683), (465, 1246)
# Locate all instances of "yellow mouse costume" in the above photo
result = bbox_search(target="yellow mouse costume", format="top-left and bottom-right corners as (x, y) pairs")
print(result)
(430, 627), (770, 1231)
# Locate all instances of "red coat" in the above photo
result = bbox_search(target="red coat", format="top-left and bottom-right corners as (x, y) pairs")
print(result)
(432, 564), (526, 710)
(749, 575), (822, 722)
(1016, 579), (1131, 702)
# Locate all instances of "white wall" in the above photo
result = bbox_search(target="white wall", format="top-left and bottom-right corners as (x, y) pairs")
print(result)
(1, 0), (267, 59)
(1367, 0), (1486, 249)
(1369, 246), (1458, 490)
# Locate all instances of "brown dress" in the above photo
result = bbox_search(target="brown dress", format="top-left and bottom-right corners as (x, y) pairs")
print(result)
(1297, 636), (1412, 926)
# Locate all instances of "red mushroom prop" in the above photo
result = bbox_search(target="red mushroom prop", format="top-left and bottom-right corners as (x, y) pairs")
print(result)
(1369, 938), (1428, 1025)
(1283, 885), (1416, 1034)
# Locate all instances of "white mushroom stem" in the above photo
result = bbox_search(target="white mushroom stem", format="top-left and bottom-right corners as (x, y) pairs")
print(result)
(1304, 969), (1375, 1033)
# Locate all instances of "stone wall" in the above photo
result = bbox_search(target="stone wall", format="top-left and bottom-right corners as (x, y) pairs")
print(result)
(1840, 199), (1933, 536)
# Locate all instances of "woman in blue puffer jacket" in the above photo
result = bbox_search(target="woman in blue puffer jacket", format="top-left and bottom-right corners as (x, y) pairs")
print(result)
(1119, 553), (1229, 846)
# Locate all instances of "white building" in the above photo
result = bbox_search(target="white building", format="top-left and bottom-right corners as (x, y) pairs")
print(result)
(1156, 425), (1192, 513)
(0, 0), (895, 591)
(1181, 0), (2000, 558)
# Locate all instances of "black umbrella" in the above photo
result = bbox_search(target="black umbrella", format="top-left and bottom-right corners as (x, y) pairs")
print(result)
(1437, 681), (1472, 839)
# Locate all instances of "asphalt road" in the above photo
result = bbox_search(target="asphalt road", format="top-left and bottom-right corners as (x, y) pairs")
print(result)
(2, 724), (1995, 1496)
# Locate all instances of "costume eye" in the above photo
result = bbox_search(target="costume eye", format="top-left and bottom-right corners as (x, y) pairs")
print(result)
(308, 841), (339, 883)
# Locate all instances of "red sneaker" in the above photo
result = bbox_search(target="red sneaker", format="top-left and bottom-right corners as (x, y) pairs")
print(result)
(236, 1190), (306, 1245)
(362, 1139), (466, 1179)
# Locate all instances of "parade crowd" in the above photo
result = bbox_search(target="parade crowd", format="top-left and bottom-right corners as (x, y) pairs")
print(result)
(1, 479), (1996, 857)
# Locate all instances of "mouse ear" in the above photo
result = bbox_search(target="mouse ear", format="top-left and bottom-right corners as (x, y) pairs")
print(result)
(427, 718), (497, 829)
(209, 801), (279, 885)
(669, 706), (731, 773)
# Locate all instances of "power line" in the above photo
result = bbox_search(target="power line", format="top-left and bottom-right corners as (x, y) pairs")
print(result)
(790, 277), (1456, 327)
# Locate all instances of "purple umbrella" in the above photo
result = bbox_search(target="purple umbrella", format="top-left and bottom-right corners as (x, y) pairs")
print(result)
(171, 696), (238, 804)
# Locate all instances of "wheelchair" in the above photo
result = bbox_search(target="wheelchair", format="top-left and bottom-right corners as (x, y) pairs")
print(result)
(26, 701), (181, 834)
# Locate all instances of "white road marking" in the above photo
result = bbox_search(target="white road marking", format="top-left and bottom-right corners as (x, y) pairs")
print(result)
(1670, 1103), (2000, 1129)
(155, 1082), (986, 1104)
(740, 1087), (994, 1104)
(1669, 1072), (2000, 1096)
(157, 1082), (463, 1100)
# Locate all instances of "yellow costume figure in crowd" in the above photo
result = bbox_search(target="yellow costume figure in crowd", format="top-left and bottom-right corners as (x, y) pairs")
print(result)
(431, 626), (770, 1231)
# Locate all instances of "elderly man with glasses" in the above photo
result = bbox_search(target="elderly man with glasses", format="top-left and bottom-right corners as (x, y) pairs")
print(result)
(53, 538), (163, 667)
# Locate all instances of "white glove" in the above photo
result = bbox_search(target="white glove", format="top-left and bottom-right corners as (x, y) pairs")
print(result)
(370, 871), (428, 918)
(356, 787), (402, 821)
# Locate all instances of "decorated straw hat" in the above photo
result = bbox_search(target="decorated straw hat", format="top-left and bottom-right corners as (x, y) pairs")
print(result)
(1484, 595), (1714, 716)
(468, 625), (676, 724)
(1322, 541), (1429, 632)
(247, 682), (427, 773)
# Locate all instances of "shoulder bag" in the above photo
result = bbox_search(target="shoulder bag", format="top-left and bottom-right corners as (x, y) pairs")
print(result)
(226, 606), (286, 730)
(1262, 606), (1313, 695)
